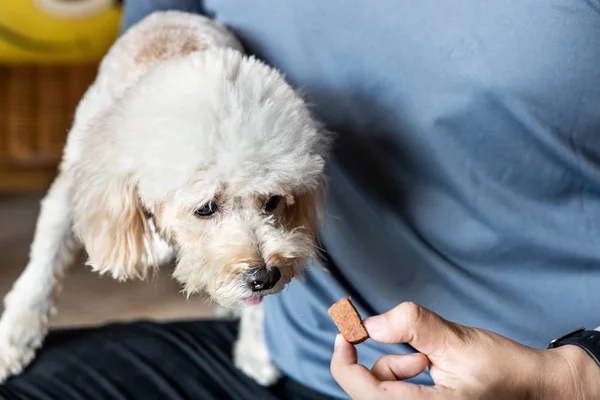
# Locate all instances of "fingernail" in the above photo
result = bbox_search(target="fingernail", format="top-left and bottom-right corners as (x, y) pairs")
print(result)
(363, 315), (387, 333)
(334, 333), (344, 349)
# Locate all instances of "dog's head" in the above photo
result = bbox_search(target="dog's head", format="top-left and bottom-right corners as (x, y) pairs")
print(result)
(71, 48), (331, 307)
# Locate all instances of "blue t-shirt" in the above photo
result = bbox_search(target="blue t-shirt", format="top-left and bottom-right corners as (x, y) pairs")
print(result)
(123, 1), (600, 398)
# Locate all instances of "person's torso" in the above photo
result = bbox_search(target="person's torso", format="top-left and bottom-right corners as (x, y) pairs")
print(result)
(180, 1), (599, 397)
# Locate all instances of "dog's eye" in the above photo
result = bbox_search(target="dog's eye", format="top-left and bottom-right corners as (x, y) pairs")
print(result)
(194, 202), (218, 217)
(264, 196), (282, 212)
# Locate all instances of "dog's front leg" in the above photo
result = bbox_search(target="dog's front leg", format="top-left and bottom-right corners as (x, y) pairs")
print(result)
(233, 303), (282, 386)
(0, 171), (79, 382)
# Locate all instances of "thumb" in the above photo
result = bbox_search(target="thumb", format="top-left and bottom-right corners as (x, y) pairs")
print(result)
(363, 302), (469, 356)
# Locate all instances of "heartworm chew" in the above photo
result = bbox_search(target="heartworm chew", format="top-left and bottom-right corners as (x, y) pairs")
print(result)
(328, 297), (369, 344)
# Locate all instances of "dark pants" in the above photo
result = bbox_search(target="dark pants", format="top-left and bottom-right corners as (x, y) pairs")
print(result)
(0, 320), (335, 400)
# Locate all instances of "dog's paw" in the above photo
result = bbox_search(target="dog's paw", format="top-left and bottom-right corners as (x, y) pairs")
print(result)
(0, 309), (47, 383)
(0, 342), (37, 383)
(233, 340), (282, 386)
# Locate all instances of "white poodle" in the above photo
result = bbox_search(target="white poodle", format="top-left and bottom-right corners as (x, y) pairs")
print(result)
(0, 11), (330, 386)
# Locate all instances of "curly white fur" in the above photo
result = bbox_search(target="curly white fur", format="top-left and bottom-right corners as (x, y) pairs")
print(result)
(0, 11), (329, 385)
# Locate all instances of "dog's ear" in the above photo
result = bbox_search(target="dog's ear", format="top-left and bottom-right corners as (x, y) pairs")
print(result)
(71, 171), (156, 281)
(284, 179), (326, 244)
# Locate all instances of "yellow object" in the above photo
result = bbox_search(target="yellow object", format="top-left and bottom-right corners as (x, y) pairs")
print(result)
(0, 0), (121, 64)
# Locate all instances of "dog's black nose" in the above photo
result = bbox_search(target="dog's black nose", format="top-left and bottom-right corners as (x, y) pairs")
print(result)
(245, 267), (281, 292)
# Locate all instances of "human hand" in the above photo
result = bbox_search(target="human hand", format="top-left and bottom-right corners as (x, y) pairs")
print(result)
(330, 302), (600, 399)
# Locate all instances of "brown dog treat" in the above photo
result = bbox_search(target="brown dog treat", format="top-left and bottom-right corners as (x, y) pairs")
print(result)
(328, 297), (369, 344)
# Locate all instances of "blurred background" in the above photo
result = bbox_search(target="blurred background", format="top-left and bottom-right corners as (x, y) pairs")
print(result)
(0, 0), (211, 328)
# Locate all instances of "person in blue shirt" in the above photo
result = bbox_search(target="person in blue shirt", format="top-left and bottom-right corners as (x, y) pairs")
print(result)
(2, 1), (600, 399)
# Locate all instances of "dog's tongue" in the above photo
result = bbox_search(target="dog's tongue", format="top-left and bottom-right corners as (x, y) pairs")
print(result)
(243, 296), (264, 305)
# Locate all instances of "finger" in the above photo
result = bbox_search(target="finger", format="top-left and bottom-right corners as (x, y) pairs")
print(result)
(371, 353), (429, 381)
(331, 334), (359, 366)
(363, 302), (470, 356)
(331, 335), (443, 399)
(330, 334), (382, 398)
(330, 334), (379, 384)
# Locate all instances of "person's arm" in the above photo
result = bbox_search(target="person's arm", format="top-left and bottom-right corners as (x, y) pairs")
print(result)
(330, 302), (600, 399)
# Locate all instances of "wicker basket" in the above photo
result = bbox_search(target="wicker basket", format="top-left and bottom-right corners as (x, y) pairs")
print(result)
(0, 63), (98, 192)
